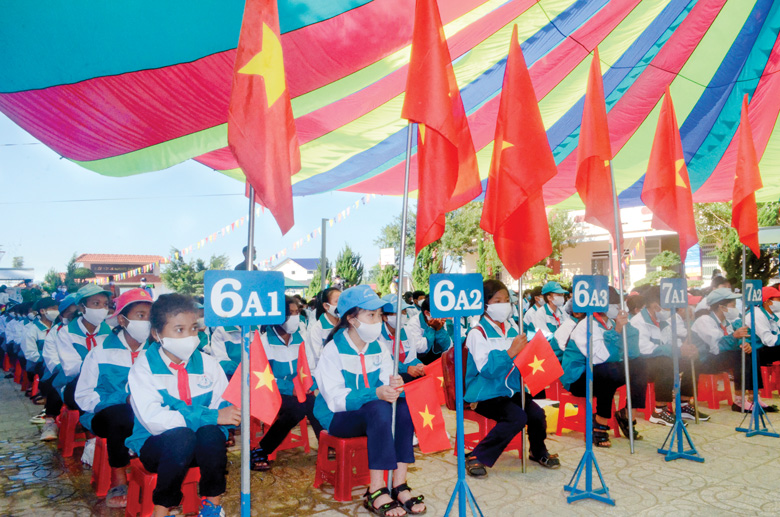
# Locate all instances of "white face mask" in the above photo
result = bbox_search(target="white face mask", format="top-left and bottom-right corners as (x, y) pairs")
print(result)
(83, 307), (109, 326)
(535, 297), (544, 307)
(44, 310), (60, 322)
(325, 304), (338, 317)
(552, 295), (565, 308)
(282, 315), (300, 334)
(27, 312), (36, 320)
(656, 308), (671, 321)
(123, 318), (151, 343)
(725, 307), (740, 322)
(486, 302), (512, 323)
(354, 319), (383, 343)
(606, 304), (620, 320)
(160, 335), (200, 362)
(771, 301), (780, 314)
(386, 314), (406, 330)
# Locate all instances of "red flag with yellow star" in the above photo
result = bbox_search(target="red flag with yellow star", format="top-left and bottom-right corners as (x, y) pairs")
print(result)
(423, 357), (446, 406)
(222, 331), (281, 425)
(513, 333), (563, 396)
(480, 25), (557, 278)
(404, 375), (451, 454)
(641, 88), (697, 262)
(731, 94), (763, 257)
(293, 340), (313, 403)
(228, 0), (300, 235)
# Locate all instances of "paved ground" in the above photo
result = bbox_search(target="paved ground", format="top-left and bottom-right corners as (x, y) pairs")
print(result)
(1, 375), (779, 516)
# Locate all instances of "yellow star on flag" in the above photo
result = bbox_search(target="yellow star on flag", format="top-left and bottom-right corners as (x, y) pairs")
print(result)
(419, 124), (426, 145)
(528, 355), (545, 375)
(438, 376), (444, 388)
(238, 22), (287, 108)
(674, 158), (688, 188)
(254, 365), (276, 391)
(419, 405), (435, 430)
(299, 369), (308, 382)
(501, 140), (515, 152)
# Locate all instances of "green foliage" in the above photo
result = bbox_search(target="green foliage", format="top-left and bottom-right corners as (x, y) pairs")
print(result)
(633, 251), (681, 287)
(374, 212), (416, 266)
(161, 248), (230, 296)
(548, 209), (583, 261)
(650, 251), (681, 269)
(634, 270), (678, 287)
(374, 264), (398, 296)
(335, 244), (364, 287)
(42, 268), (62, 293)
(475, 232), (503, 279)
(306, 260), (330, 298)
(412, 244), (442, 291)
(12, 256), (23, 268)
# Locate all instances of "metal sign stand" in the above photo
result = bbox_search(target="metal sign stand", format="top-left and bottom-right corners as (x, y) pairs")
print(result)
(240, 187), (256, 517)
(517, 277), (527, 474)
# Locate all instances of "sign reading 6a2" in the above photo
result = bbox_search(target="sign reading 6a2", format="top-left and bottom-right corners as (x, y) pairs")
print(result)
(429, 274), (484, 318)
(744, 279), (763, 307)
(204, 271), (286, 327)
(572, 275), (609, 314)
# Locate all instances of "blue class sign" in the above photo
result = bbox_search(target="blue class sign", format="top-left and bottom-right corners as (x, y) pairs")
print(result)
(428, 274), (484, 318)
(660, 278), (688, 309)
(571, 275), (609, 314)
(743, 279), (763, 307)
(203, 271), (286, 327)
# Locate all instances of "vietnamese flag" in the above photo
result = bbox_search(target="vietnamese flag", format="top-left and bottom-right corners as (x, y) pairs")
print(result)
(641, 88), (697, 262)
(575, 48), (618, 242)
(228, 0), (300, 235)
(293, 340), (313, 403)
(513, 333), (563, 396)
(423, 358), (446, 406)
(401, 0), (482, 253)
(404, 375), (451, 454)
(731, 94), (763, 257)
(480, 25), (557, 279)
(222, 331), (281, 425)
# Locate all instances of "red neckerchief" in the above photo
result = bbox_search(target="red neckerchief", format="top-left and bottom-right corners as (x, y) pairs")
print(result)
(168, 362), (192, 405)
(549, 305), (561, 326)
(85, 332), (97, 351)
(593, 313), (609, 329)
(358, 353), (370, 388)
(130, 351), (140, 364)
(649, 311), (660, 328)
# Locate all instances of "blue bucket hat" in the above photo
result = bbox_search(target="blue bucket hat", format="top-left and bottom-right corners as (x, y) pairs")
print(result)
(58, 293), (80, 313)
(381, 293), (412, 314)
(75, 283), (112, 304)
(337, 285), (386, 315)
(541, 281), (567, 295)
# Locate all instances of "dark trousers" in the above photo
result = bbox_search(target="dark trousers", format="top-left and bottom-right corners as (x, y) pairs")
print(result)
(91, 403), (135, 468)
(139, 426), (228, 509)
(639, 355), (693, 403)
(698, 349), (756, 390)
(417, 350), (442, 365)
(258, 394), (322, 453)
(472, 394), (547, 467)
(329, 399), (415, 471)
(63, 376), (81, 412)
(570, 360), (648, 419)
(40, 376), (63, 418)
(760, 346), (780, 367)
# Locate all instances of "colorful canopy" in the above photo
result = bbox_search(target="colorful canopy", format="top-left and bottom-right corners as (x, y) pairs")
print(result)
(2, 0), (780, 208)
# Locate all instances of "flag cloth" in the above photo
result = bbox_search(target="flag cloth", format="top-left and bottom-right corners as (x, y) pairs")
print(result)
(404, 375), (451, 453)
(423, 357), (446, 406)
(293, 340), (313, 403)
(575, 48), (618, 242)
(641, 87), (697, 262)
(401, 0), (482, 253)
(513, 333), (563, 396)
(222, 330), (281, 425)
(228, 0), (300, 235)
(732, 94), (763, 257)
(480, 25), (557, 279)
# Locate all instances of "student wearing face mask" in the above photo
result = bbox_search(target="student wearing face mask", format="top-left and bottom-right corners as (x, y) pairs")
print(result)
(21, 298), (59, 398)
(192, 303), (212, 354)
(561, 287), (647, 447)
(209, 323), (245, 379)
(530, 282), (571, 360)
(405, 297), (453, 365)
(741, 286), (780, 413)
(463, 280), (559, 478)
(378, 294), (424, 383)
(56, 284), (113, 411)
(314, 286), (425, 517)
(691, 288), (755, 412)
(306, 288), (341, 368)
(629, 287), (708, 426)
(127, 294), (240, 517)
(249, 296), (323, 472)
(75, 288), (153, 508)
(522, 286), (544, 335)
(6, 302), (31, 374)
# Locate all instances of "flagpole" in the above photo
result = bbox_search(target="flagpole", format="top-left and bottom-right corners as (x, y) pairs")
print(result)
(741, 245), (747, 413)
(320, 218), (328, 289)
(518, 277), (527, 474)
(240, 186), (256, 517)
(685, 311), (700, 425)
(608, 164), (634, 454)
(388, 122), (414, 491)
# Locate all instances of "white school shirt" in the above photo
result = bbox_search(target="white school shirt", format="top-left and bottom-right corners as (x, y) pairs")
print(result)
(570, 317), (614, 365)
(691, 313), (734, 356)
(746, 307), (780, 348)
(43, 323), (64, 374)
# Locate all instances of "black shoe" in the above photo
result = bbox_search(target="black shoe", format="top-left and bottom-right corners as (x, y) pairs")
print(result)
(680, 404), (710, 421)
(732, 403), (752, 413)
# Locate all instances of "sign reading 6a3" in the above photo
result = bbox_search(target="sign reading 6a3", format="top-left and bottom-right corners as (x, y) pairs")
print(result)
(571, 275), (609, 314)
(204, 271), (286, 327)
(429, 274), (484, 318)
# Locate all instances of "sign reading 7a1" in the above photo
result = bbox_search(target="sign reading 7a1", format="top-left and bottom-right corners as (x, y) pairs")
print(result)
(204, 271), (286, 327)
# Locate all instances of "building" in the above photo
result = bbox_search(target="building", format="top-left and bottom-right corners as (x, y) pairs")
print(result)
(75, 253), (165, 290)
(271, 258), (320, 282)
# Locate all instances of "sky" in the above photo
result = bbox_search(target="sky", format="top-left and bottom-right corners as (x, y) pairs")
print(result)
(0, 113), (412, 282)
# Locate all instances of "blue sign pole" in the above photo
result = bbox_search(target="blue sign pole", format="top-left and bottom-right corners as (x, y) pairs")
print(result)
(240, 324), (251, 516)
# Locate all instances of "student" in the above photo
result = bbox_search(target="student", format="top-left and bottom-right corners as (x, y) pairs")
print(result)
(463, 280), (559, 478)
(193, 303), (211, 353)
(74, 289), (153, 507)
(561, 287), (647, 447)
(22, 298), (59, 394)
(57, 284), (113, 411)
(742, 286), (780, 413)
(307, 288), (341, 368)
(523, 286), (544, 335)
(6, 303), (31, 373)
(209, 325), (243, 379)
(626, 294), (645, 317)
(127, 294), (240, 517)
(530, 282), (571, 360)
(314, 285), (425, 516)
(405, 298), (452, 365)
(250, 297), (323, 471)
(691, 288), (754, 412)
(377, 294), (424, 383)
(411, 291), (426, 311)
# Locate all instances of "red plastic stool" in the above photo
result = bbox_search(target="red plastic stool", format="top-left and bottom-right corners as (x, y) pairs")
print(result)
(697, 372), (733, 409)
(760, 367), (773, 399)
(126, 458), (201, 517)
(457, 409), (522, 458)
(13, 360), (22, 384)
(57, 408), (86, 458)
(314, 432), (370, 502)
(555, 389), (620, 439)
(92, 437), (112, 497)
(546, 379), (562, 401)
(21, 369), (31, 392)
(2, 354), (11, 372)
(249, 418), (311, 460)
(30, 374), (40, 398)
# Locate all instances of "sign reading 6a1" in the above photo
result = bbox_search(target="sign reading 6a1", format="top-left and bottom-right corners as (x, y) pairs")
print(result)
(429, 274), (484, 318)
(743, 279), (763, 307)
(204, 271), (286, 327)
(571, 275), (609, 314)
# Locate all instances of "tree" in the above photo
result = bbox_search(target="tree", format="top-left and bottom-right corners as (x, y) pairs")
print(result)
(375, 264), (398, 295)
(412, 244), (442, 291)
(335, 245), (364, 287)
(161, 248), (230, 296)
(42, 268), (63, 293)
(306, 259), (330, 298)
(12, 256), (23, 268)
(548, 209), (582, 261)
(60, 253), (95, 291)
(374, 212), (417, 267)
(634, 251), (681, 287)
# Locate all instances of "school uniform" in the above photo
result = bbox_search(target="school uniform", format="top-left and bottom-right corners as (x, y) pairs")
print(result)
(5, 317), (23, 366)
(21, 318), (51, 378)
(523, 304), (541, 335)
(746, 307), (780, 366)
(56, 317), (112, 411)
(75, 330), (149, 468)
(531, 304), (572, 360)
(306, 313), (336, 369)
(376, 322), (421, 383)
(405, 312), (452, 365)
(41, 322), (66, 418)
(630, 309), (689, 402)
(196, 329), (212, 354)
(464, 317), (548, 467)
(209, 326), (243, 378)
(127, 344), (231, 509)
(313, 328), (415, 471)
(561, 315), (646, 419)
(691, 312), (752, 388)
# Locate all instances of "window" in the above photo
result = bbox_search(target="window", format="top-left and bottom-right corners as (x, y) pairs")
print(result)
(592, 250), (609, 276)
(644, 238), (662, 270)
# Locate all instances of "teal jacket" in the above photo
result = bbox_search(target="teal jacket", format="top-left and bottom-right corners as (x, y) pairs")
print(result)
(464, 317), (522, 403)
